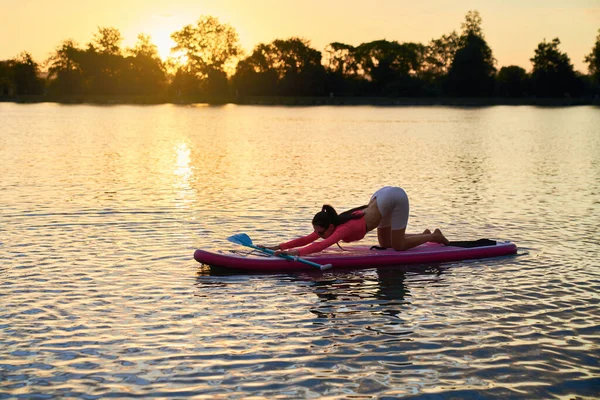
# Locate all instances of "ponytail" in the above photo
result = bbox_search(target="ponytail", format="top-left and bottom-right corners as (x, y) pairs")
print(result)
(312, 204), (367, 228)
(312, 205), (338, 227)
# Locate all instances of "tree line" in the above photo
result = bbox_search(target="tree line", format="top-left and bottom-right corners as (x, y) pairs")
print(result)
(1, 11), (599, 101)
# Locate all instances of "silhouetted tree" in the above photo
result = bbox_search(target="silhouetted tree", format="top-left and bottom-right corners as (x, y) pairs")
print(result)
(584, 29), (600, 92)
(530, 38), (581, 97)
(78, 27), (129, 95)
(233, 38), (326, 96)
(354, 40), (426, 95)
(271, 38), (326, 96)
(169, 69), (201, 98)
(10, 52), (44, 95)
(322, 42), (367, 95)
(47, 32), (167, 97)
(496, 66), (529, 97)
(12, 12), (599, 101)
(445, 11), (496, 96)
(420, 31), (460, 94)
(124, 34), (168, 95)
(128, 33), (159, 58)
(46, 39), (84, 95)
(91, 27), (123, 56)
(171, 16), (242, 96)
(324, 42), (360, 76)
(232, 43), (279, 96)
(0, 60), (14, 95)
(203, 68), (229, 97)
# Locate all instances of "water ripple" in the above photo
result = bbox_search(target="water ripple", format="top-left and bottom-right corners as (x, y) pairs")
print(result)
(1, 104), (599, 398)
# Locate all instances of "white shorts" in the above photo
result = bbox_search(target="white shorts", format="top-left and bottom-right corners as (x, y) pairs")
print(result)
(371, 186), (409, 230)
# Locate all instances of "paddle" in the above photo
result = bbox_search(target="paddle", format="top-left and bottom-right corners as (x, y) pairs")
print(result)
(227, 233), (332, 271)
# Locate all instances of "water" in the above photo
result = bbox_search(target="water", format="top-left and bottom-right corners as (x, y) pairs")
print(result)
(1, 103), (599, 398)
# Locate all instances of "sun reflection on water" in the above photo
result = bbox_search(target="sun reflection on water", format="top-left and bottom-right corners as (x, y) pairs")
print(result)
(172, 141), (195, 209)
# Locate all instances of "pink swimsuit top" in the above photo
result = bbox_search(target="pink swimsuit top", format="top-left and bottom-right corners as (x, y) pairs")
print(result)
(279, 215), (367, 256)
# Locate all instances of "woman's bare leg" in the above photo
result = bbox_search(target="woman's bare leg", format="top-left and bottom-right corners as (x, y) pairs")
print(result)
(406, 229), (431, 237)
(377, 227), (392, 248)
(379, 228), (434, 247)
(433, 229), (449, 245)
(391, 228), (449, 251)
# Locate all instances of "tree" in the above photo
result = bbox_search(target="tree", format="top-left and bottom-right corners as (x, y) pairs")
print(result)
(273, 38), (325, 96)
(171, 15), (242, 96)
(128, 33), (160, 59)
(11, 52), (44, 95)
(496, 66), (529, 97)
(169, 69), (201, 98)
(75, 27), (127, 95)
(530, 38), (580, 97)
(124, 34), (168, 95)
(0, 53), (45, 96)
(353, 40), (426, 95)
(46, 39), (84, 94)
(0, 60), (14, 95)
(421, 31), (460, 89)
(445, 10), (496, 96)
(419, 32), (461, 95)
(270, 38), (325, 95)
(232, 43), (279, 96)
(323, 42), (359, 76)
(322, 42), (367, 96)
(233, 38), (326, 96)
(76, 50), (123, 95)
(91, 27), (123, 55)
(584, 29), (600, 87)
(461, 10), (483, 37)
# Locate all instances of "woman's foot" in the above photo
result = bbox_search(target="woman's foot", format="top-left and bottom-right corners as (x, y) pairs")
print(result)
(433, 229), (450, 245)
(423, 229), (431, 234)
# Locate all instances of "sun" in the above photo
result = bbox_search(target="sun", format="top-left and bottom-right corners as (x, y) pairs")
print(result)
(124, 15), (179, 61)
(138, 12), (198, 62)
(151, 34), (177, 61)
(136, 23), (177, 61)
(125, 28), (176, 61)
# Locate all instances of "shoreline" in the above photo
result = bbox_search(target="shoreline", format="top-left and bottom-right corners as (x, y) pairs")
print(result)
(1, 95), (598, 107)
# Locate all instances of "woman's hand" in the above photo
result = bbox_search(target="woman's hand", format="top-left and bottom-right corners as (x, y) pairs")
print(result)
(275, 249), (299, 256)
(257, 245), (280, 251)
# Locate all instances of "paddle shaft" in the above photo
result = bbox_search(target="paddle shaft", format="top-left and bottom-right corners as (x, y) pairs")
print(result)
(248, 244), (331, 270)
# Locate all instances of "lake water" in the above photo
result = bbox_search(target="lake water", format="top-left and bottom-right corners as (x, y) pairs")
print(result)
(1, 103), (599, 399)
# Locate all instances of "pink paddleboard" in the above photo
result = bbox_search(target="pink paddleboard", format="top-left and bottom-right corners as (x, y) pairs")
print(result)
(194, 241), (517, 272)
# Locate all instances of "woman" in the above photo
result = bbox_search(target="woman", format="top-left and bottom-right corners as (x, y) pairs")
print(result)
(267, 186), (449, 256)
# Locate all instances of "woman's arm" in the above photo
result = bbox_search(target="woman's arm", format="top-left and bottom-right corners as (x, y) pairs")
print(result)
(279, 232), (320, 250)
(293, 226), (351, 256)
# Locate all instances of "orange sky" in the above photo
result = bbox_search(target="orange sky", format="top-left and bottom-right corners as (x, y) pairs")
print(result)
(2, 0), (598, 72)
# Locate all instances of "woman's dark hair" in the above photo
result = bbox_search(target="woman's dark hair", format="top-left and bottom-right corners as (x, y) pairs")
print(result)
(312, 204), (367, 228)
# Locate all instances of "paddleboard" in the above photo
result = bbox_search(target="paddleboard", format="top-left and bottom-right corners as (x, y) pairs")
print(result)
(194, 240), (517, 272)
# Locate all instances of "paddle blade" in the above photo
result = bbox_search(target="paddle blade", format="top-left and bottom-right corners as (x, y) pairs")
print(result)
(227, 233), (253, 247)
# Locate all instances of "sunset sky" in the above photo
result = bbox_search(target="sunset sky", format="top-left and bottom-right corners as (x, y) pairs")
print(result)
(2, 0), (598, 73)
